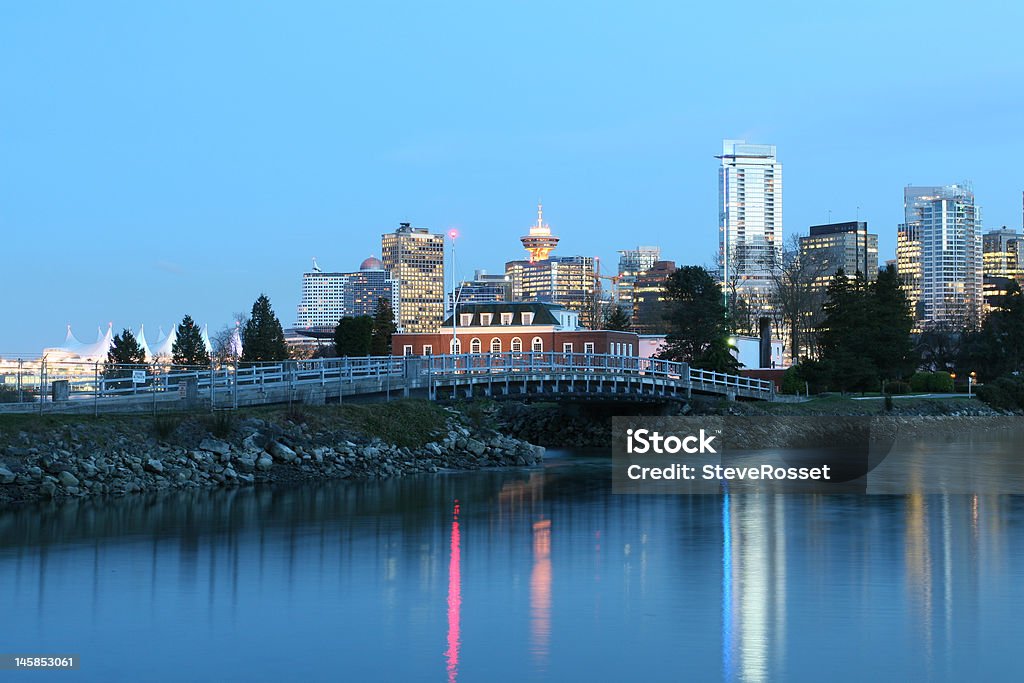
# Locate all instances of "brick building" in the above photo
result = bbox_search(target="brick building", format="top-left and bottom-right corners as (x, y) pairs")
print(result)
(391, 302), (639, 357)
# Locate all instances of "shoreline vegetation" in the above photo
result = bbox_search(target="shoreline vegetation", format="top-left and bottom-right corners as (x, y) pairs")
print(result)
(0, 396), (1002, 506)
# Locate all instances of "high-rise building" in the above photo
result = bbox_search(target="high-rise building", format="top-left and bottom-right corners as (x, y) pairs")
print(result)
(381, 223), (445, 333)
(717, 140), (783, 300)
(505, 255), (597, 328)
(982, 227), (1022, 281)
(982, 227), (1023, 313)
(799, 221), (879, 291)
(631, 260), (678, 335)
(898, 185), (983, 328)
(616, 246), (661, 310)
(295, 257), (399, 330)
(448, 270), (512, 311)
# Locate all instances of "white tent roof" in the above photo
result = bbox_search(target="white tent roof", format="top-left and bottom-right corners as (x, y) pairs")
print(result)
(135, 324), (152, 361)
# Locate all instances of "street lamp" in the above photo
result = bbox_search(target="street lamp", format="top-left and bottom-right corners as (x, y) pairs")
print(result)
(448, 229), (459, 356)
(969, 371), (976, 397)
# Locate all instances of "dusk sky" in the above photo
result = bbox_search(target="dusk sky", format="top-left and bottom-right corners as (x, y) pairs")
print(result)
(3, 1), (1023, 354)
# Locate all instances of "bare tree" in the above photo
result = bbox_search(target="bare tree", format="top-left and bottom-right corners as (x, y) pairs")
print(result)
(758, 234), (832, 362)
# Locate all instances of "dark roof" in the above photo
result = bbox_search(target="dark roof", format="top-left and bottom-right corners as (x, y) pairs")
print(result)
(442, 302), (566, 327)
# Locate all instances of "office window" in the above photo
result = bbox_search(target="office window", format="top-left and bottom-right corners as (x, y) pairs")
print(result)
(403, 345), (413, 356)
(511, 337), (522, 352)
(450, 338), (461, 354)
(562, 342), (573, 353)
(501, 312), (513, 325)
(460, 314), (472, 327)
(490, 337), (501, 353)
(584, 342), (595, 354)
(532, 337), (543, 352)
(422, 345), (433, 355)
(522, 312), (534, 325)
(481, 313), (493, 326)
(471, 338), (481, 354)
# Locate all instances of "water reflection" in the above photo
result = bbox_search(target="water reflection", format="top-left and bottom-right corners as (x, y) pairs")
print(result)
(0, 457), (1022, 681)
(445, 501), (461, 683)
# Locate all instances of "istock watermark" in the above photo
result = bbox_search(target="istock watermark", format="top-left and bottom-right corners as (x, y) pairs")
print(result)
(612, 415), (1024, 495)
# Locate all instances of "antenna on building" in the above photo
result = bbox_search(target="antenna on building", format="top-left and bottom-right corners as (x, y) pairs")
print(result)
(312, 257), (321, 273)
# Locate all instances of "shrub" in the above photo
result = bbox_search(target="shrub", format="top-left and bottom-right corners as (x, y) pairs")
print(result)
(910, 371), (954, 393)
(780, 367), (803, 395)
(976, 384), (1017, 411)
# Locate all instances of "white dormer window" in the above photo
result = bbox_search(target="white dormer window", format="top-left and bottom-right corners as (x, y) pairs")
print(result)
(522, 312), (534, 326)
(481, 313), (493, 326)
(501, 312), (513, 326)
(460, 313), (473, 327)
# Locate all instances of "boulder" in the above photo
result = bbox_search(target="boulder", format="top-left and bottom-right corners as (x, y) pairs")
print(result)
(256, 454), (273, 471)
(465, 438), (487, 456)
(57, 470), (79, 488)
(145, 459), (165, 474)
(0, 466), (15, 485)
(269, 442), (297, 463)
(199, 438), (231, 455)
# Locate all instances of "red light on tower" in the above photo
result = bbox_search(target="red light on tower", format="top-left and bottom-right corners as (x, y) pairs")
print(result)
(448, 229), (459, 240)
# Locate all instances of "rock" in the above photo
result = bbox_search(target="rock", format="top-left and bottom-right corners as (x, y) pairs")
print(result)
(40, 480), (57, 497)
(235, 457), (255, 474)
(145, 459), (165, 474)
(0, 466), (15, 485)
(466, 438), (487, 456)
(256, 454), (273, 471)
(57, 470), (79, 487)
(199, 438), (231, 455)
(269, 442), (297, 463)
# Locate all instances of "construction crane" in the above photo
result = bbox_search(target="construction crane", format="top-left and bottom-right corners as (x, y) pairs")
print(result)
(588, 257), (624, 328)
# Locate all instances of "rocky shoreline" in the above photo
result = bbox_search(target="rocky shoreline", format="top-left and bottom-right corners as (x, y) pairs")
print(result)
(0, 404), (544, 506)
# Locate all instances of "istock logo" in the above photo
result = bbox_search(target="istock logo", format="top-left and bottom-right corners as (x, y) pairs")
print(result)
(626, 428), (717, 454)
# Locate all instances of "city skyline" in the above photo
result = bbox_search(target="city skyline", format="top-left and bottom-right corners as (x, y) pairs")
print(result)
(3, 2), (1024, 352)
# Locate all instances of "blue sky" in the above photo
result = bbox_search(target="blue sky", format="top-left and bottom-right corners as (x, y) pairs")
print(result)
(2, 1), (1023, 354)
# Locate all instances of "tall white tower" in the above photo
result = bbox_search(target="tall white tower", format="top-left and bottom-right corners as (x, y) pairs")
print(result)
(717, 140), (783, 300)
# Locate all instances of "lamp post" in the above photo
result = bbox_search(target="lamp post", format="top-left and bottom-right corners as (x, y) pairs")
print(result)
(448, 229), (459, 357)
(969, 371), (976, 397)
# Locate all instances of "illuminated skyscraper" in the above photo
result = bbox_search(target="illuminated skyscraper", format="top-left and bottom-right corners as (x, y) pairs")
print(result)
(717, 140), (783, 300)
(295, 256), (399, 330)
(616, 246), (661, 309)
(898, 185), (983, 328)
(799, 222), (878, 292)
(381, 223), (445, 333)
(520, 203), (559, 262)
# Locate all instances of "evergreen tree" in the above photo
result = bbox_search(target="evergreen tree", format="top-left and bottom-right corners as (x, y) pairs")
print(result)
(817, 269), (877, 392)
(603, 305), (632, 331)
(962, 280), (1024, 380)
(334, 316), (374, 356)
(171, 315), (211, 367)
(369, 298), (397, 356)
(241, 294), (288, 363)
(871, 265), (915, 381)
(104, 328), (147, 380)
(657, 265), (740, 372)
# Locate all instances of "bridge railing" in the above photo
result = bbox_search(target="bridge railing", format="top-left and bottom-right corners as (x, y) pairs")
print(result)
(0, 352), (772, 412)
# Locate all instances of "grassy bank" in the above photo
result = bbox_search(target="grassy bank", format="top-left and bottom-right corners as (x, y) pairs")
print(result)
(0, 400), (453, 450)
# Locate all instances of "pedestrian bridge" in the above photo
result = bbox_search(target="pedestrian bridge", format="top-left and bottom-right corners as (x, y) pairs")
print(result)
(0, 352), (775, 414)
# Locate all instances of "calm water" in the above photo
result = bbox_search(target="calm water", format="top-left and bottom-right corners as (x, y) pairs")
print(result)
(2, 450), (1024, 682)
